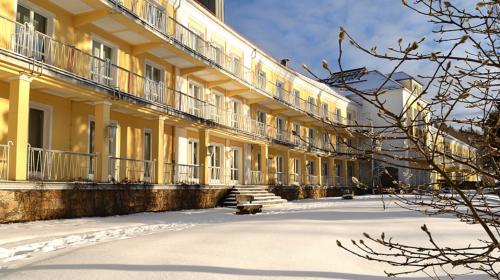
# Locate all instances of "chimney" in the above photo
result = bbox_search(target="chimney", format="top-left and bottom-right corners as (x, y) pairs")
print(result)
(281, 59), (290, 68)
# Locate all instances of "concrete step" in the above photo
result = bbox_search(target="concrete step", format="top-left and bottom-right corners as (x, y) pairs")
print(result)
(227, 193), (270, 197)
(225, 196), (281, 202)
(228, 190), (268, 194)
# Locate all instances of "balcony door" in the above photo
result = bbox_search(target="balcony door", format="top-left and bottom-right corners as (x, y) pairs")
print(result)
(258, 70), (267, 90)
(230, 148), (241, 184)
(143, 130), (152, 182)
(210, 93), (224, 124)
(145, 62), (164, 102)
(257, 110), (266, 136)
(210, 145), (222, 184)
(293, 89), (301, 107)
(276, 117), (285, 141)
(188, 82), (203, 117)
(15, 4), (49, 61)
(293, 123), (300, 145)
(28, 108), (44, 175)
(188, 140), (199, 183)
(231, 100), (242, 129)
(276, 80), (285, 99)
(91, 40), (114, 86)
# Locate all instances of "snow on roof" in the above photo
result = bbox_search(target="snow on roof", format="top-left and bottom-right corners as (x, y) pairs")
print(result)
(332, 70), (404, 94)
(387, 71), (424, 86)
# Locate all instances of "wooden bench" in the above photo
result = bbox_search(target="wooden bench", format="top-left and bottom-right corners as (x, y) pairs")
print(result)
(235, 194), (262, 215)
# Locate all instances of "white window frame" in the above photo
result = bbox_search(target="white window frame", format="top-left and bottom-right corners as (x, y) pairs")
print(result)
(29, 101), (53, 151)
(16, 0), (56, 37)
(293, 158), (300, 174)
(209, 142), (224, 184)
(90, 33), (119, 86)
(257, 69), (267, 90)
(229, 146), (242, 184)
(231, 52), (243, 77)
(276, 116), (285, 141)
(276, 79), (285, 99)
(188, 26), (205, 53)
(143, 128), (153, 181)
(210, 40), (225, 65)
(257, 109), (267, 123)
(293, 88), (301, 107)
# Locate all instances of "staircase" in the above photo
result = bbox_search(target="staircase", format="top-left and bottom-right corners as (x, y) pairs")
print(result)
(223, 186), (288, 208)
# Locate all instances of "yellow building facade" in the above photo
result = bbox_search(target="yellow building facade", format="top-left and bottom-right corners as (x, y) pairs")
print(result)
(0, 0), (364, 190)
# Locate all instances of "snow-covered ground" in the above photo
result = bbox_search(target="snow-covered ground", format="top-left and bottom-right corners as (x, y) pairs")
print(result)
(0, 195), (493, 279)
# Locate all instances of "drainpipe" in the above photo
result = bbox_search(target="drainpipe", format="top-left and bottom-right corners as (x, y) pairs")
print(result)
(174, 0), (182, 20)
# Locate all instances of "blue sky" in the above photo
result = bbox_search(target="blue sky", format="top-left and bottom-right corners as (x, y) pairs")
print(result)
(224, 0), (479, 125)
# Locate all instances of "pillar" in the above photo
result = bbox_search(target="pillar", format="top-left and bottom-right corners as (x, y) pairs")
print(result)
(301, 153), (307, 184)
(199, 129), (209, 185)
(152, 117), (165, 184)
(329, 158), (335, 186)
(261, 145), (268, 184)
(8, 76), (32, 181)
(318, 156), (322, 185)
(94, 101), (111, 182)
(342, 159), (348, 186)
(285, 150), (290, 185)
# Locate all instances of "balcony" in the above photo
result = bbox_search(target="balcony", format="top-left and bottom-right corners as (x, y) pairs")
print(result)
(163, 163), (200, 184)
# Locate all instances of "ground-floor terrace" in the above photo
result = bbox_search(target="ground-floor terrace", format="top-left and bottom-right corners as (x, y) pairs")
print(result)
(0, 78), (368, 223)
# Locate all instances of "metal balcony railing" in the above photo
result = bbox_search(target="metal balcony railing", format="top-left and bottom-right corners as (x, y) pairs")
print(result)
(268, 172), (287, 185)
(307, 175), (318, 185)
(289, 173), (305, 185)
(0, 142), (12, 181)
(322, 176), (333, 186)
(251, 171), (264, 185)
(27, 145), (98, 181)
(109, 157), (155, 183)
(163, 163), (200, 184)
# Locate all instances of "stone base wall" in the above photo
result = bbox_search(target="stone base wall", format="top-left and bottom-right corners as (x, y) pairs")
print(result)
(0, 183), (227, 223)
(0, 183), (365, 223)
(267, 186), (366, 201)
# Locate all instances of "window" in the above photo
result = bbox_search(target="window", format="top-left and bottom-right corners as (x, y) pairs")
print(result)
(293, 158), (300, 174)
(322, 162), (329, 177)
(336, 135), (343, 152)
(347, 112), (353, 125)
(258, 69), (267, 90)
(276, 80), (285, 99)
(257, 110), (266, 124)
(232, 54), (242, 77)
(144, 130), (152, 179)
(210, 92), (224, 123)
(323, 132), (329, 150)
(189, 28), (204, 53)
(322, 102), (329, 117)
(335, 108), (342, 123)
(308, 96), (316, 114)
(188, 82), (203, 117)
(144, 1), (166, 31)
(231, 100), (242, 129)
(230, 149), (239, 182)
(348, 165), (354, 183)
(276, 117), (285, 141)
(145, 61), (164, 102)
(308, 161), (315, 175)
(211, 42), (224, 65)
(257, 152), (261, 172)
(308, 127), (315, 147)
(293, 89), (301, 107)
(91, 39), (114, 86)
(335, 163), (342, 177)
(277, 156), (284, 173)
(293, 123), (301, 145)
(15, 3), (53, 61)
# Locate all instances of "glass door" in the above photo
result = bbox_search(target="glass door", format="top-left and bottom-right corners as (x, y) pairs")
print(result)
(188, 83), (202, 117)
(28, 108), (44, 176)
(230, 149), (239, 184)
(143, 131), (152, 181)
(210, 146), (222, 184)
(91, 40), (113, 86)
(145, 64), (163, 102)
(188, 140), (199, 183)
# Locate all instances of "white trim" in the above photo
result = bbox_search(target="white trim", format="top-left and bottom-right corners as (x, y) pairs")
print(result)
(143, 128), (153, 160)
(144, 58), (166, 78)
(230, 146), (243, 184)
(29, 101), (52, 150)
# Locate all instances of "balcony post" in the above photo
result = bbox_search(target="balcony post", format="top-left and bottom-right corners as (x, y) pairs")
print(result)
(152, 117), (165, 184)
(342, 159), (348, 186)
(285, 149), (290, 185)
(329, 158), (335, 186)
(318, 156), (322, 186)
(261, 145), (268, 184)
(301, 153), (307, 184)
(7, 76), (32, 181)
(199, 129), (209, 185)
(94, 101), (112, 182)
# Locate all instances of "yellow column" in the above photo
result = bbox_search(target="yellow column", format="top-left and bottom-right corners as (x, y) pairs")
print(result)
(301, 153), (307, 184)
(329, 158), (335, 186)
(285, 150), (290, 185)
(199, 129), (209, 185)
(318, 156), (322, 185)
(8, 76), (32, 181)
(152, 117), (165, 184)
(342, 159), (348, 186)
(94, 101), (111, 182)
(261, 145), (268, 184)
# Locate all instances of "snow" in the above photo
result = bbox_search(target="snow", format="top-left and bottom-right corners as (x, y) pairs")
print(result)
(0, 196), (493, 279)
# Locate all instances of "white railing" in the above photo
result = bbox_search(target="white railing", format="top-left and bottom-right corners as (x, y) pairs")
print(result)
(118, 0), (168, 33)
(335, 176), (346, 186)
(209, 166), (223, 184)
(289, 173), (304, 185)
(251, 171), (264, 185)
(173, 91), (205, 118)
(27, 146), (98, 181)
(322, 176), (333, 186)
(307, 175), (318, 185)
(163, 163), (200, 184)
(109, 157), (155, 183)
(0, 141), (12, 180)
(268, 172), (287, 185)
